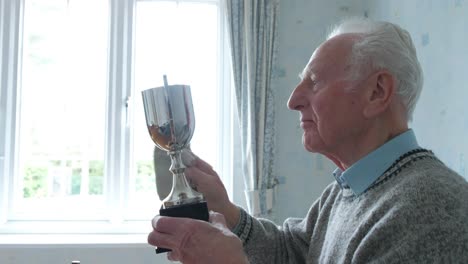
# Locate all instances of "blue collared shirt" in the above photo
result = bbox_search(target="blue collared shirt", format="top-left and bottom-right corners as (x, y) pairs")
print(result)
(333, 129), (420, 196)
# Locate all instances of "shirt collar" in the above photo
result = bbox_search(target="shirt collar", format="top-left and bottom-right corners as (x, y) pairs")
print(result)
(333, 129), (420, 196)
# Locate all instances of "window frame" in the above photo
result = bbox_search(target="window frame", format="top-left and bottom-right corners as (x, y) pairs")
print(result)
(0, 0), (233, 236)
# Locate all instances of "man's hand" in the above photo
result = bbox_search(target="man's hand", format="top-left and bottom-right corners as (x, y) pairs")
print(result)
(148, 211), (249, 264)
(185, 156), (240, 229)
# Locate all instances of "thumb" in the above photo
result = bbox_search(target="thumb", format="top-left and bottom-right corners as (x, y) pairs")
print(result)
(181, 148), (197, 166)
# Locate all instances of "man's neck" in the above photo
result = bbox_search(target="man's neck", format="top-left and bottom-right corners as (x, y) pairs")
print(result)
(330, 124), (409, 170)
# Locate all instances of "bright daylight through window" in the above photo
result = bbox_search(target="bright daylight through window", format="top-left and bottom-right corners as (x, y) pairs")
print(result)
(0, 0), (231, 234)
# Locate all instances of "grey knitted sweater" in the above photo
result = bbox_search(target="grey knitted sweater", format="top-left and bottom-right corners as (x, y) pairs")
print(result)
(233, 150), (468, 263)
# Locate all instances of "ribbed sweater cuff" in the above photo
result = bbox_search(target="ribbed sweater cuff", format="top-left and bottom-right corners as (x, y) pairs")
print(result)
(231, 207), (253, 245)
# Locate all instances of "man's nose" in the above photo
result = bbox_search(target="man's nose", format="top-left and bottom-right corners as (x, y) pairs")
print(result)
(287, 83), (305, 111)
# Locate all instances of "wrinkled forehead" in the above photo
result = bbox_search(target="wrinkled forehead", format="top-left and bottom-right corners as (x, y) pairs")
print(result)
(300, 49), (323, 79)
(300, 34), (359, 79)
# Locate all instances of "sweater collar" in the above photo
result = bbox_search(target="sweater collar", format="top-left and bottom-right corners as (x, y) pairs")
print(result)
(333, 129), (420, 196)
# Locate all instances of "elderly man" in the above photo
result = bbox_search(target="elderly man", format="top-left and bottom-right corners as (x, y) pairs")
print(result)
(148, 18), (468, 263)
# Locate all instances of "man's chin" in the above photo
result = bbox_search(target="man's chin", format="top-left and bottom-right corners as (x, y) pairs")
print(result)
(302, 137), (322, 153)
(304, 145), (319, 153)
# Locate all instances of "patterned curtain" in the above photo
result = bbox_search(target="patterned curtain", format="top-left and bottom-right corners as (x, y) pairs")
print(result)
(225, 0), (280, 217)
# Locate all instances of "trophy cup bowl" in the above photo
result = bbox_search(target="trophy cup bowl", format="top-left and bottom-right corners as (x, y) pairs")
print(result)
(142, 84), (209, 254)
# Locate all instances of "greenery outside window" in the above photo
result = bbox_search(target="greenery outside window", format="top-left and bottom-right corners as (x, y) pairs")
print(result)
(0, 0), (232, 235)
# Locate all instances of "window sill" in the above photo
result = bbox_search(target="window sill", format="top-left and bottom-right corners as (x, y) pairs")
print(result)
(0, 219), (153, 246)
(0, 234), (149, 247)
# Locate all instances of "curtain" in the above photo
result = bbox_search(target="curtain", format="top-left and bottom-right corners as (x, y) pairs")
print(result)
(225, 0), (280, 217)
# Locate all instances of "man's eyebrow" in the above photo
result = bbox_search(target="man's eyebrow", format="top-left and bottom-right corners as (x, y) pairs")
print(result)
(299, 66), (315, 80)
(298, 67), (309, 79)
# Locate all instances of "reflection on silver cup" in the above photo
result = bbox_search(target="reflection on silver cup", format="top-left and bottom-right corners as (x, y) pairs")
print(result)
(148, 122), (194, 152)
(142, 84), (195, 152)
(141, 84), (204, 208)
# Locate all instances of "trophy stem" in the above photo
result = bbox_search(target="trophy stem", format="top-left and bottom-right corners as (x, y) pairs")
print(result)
(161, 150), (204, 208)
(169, 150), (186, 175)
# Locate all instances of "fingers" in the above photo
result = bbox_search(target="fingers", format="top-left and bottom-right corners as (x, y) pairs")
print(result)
(181, 149), (213, 173)
(183, 151), (216, 177)
(185, 166), (219, 194)
(148, 212), (245, 264)
(151, 215), (159, 230)
(167, 251), (181, 262)
(195, 157), (215, 172)
(152, 215), (192, 234)
(181, 149), (197, 166)
(150, 216), (196, 254)
(147, 230), (176, 249)
(147, 230), (182, 262)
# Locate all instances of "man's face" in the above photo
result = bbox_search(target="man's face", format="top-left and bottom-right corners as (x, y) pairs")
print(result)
(287, 35), (368, 157)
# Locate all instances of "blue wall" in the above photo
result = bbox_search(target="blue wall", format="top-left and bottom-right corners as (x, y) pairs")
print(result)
(271, 0), (365, 222)
(363, 0), (468, 180)
(273, 0), (468, 222)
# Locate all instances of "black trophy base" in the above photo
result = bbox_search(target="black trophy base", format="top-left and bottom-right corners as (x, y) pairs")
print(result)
(155, 201), (209, 254)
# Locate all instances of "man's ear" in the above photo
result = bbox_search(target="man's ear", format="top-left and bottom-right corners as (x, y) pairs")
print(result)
(363, 70), (395, 118)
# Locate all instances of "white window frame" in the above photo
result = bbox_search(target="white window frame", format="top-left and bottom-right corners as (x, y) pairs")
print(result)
(0, 0), (233, 239)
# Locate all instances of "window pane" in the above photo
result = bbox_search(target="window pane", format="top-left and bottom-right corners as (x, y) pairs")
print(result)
(15, 0), (108, 218)
(132, 1), (219, 216)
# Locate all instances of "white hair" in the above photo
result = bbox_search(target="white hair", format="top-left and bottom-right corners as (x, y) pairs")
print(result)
(327, 17), (423, 121)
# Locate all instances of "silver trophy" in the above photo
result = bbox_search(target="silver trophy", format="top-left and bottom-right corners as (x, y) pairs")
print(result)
(142, 76), (209, 253)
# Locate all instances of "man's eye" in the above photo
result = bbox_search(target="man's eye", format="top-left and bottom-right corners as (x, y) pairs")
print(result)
(310, 79), (318, 90)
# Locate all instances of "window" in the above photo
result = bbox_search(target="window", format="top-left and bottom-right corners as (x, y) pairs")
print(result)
(0, 0), (232, 235)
